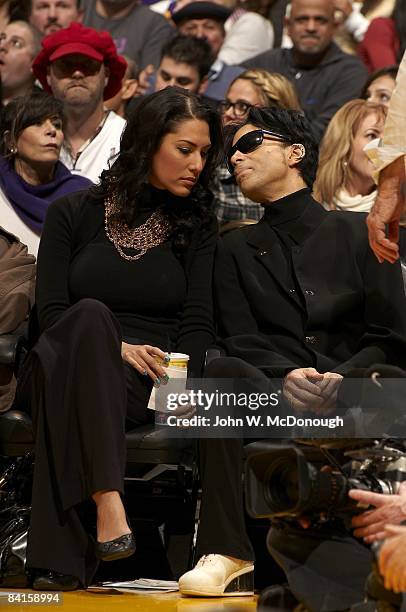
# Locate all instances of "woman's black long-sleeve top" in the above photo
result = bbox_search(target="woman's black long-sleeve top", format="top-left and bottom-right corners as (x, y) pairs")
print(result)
(34, 185), (218, 377)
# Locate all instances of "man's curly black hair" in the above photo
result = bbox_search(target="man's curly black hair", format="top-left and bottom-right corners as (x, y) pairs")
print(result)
(238, 107), (319, 188)
(97, 87), (223, 252)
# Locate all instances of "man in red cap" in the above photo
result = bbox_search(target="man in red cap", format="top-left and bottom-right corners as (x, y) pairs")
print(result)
(32, 22), (127, 183)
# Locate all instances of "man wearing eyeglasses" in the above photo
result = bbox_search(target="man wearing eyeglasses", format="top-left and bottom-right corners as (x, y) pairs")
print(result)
(179, 106), (406, 608)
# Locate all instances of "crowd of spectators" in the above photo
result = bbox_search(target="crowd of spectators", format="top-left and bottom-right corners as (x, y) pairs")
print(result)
(2, 0), (406, 608)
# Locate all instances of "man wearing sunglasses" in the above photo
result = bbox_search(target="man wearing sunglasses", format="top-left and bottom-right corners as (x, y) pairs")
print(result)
(32, 23), (127, 183)
(179, 107), (406, 607)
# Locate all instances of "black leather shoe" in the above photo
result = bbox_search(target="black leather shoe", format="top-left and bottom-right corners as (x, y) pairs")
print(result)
(32, 570), (80, 591)
(95, 532), (136, 562)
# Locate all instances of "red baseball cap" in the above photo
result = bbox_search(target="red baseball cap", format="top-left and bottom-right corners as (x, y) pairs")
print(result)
(32, 22), (128, 100)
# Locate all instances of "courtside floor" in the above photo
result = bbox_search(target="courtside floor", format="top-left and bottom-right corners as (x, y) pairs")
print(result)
(1, 589), (257, 612)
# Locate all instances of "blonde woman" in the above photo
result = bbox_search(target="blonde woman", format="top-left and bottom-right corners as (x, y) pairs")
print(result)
(214, 69), (301, 225)
(221, 69), (301, 126)
(314, 99), (386, 213)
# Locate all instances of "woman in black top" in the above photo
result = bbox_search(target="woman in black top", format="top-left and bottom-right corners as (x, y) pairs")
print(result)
(22, 88), (222, 590)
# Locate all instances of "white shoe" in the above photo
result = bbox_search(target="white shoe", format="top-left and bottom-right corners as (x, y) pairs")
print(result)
(178, 554), (254, 597)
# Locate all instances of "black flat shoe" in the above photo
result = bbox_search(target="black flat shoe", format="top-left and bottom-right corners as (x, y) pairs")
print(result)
(32, 570), (80, 591)
(95, 532), (136, 562)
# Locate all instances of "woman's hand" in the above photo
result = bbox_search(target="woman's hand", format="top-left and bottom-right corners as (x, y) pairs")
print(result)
(121, 342), (169, 383)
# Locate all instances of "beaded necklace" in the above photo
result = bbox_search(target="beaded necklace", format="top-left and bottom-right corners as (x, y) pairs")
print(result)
(104, 192), (171, 261)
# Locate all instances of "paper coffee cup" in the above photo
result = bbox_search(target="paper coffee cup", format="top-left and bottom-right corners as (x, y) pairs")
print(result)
(147, 353), (190, 411)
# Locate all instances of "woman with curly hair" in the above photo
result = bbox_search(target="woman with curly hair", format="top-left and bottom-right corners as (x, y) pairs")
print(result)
(214, 68), (301, 225)
(21, 87), (223, 591)
(314, 98), (386, 212)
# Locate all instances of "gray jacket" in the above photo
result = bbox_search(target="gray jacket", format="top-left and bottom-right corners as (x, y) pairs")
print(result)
(243, 42), (368, 140)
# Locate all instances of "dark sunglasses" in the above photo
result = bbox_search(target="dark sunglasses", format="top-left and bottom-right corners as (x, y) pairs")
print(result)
(226, 129), (290, 174)
(52, 56), (103, 77)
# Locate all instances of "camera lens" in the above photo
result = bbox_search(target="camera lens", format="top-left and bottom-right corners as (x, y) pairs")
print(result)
(263, 457), (300, 513)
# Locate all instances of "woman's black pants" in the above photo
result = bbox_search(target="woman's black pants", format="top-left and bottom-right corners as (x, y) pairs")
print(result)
(20, 299), (153, 586)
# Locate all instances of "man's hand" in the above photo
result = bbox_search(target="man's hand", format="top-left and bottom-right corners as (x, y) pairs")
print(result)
(121, 342), (168, 382)
(379, 524), (406, 593)
(367, 156), (406, 264)
(283, 368), (324, 412)
(312, 372), (343, 415)
(136, 64), (155, 96)
(349, 482), (406, 543)
(283, 369), (342, 414)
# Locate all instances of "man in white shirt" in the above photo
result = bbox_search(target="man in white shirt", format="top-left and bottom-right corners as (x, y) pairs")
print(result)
(32, 22), (127, 183)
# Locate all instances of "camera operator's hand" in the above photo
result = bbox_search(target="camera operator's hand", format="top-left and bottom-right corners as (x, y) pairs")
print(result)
(379, 524), (406, 593)
(350, 482), (406, 543)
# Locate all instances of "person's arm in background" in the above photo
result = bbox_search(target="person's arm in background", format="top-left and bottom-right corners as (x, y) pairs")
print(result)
(0, 229), (36, 413)
(0, 229), (35, 334)
(367, 156), (405, 263)
(218, 12), (274, 66)
(367, 52), (406, 263)
(358, 18), (398, 71)
(335, 0), (369, 43)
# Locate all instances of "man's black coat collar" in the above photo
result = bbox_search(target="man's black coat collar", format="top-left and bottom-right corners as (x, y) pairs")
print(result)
(245, 188), (327, 250)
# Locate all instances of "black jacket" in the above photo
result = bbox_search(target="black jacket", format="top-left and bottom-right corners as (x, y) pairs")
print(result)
(214, 192), (406, 378)
(34, 189), (217, 377)
(243, 43), (368, 141)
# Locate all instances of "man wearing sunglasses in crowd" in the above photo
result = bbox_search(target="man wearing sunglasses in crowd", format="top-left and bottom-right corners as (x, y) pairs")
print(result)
(31, 22), (127, 184)
(179, 106), (406, 608)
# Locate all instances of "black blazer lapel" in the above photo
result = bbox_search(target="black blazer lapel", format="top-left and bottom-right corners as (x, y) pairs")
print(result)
(245, 221), (305, 311)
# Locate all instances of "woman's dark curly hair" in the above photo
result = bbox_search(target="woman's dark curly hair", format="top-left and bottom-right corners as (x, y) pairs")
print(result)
(97, 87), (223, 252)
